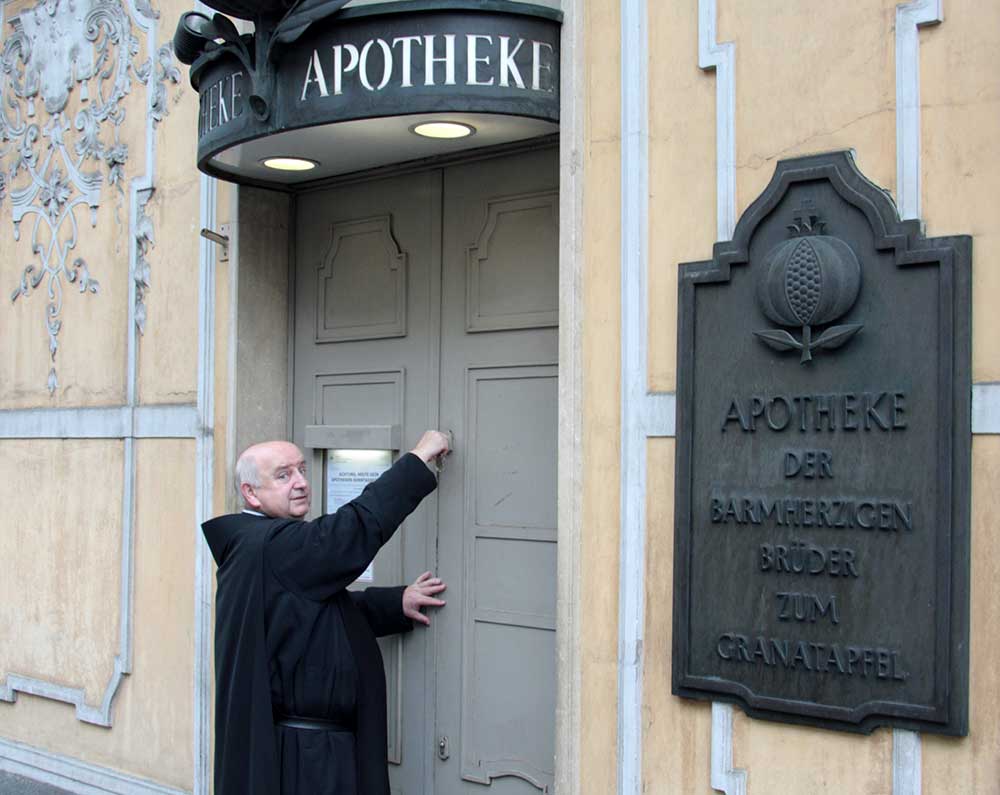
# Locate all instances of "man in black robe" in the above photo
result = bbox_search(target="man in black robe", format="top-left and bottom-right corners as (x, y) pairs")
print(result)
(202, 431), (450, 795)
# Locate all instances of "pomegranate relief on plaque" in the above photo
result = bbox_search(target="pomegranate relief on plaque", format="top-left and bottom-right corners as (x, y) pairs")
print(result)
(754, 210), (863, 364)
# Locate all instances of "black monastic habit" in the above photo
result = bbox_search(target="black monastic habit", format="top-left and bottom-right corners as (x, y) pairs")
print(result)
(202, 452), (437, 795)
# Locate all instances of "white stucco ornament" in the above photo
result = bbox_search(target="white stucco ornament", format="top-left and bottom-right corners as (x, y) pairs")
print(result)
(19, 0), (96, 115)
(0, 0), (178, 393)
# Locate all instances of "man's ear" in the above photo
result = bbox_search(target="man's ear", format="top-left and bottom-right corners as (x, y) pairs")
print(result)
(241, 482), (262, 510)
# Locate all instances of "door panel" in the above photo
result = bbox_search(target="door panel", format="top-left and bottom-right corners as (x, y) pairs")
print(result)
(471, 367), (558, 532)
(294, 170), (442, 790)
(459, 365), (558, 791)
(436, 149), (559, 795)
(293, 147), (558, 794)
(315, 216), (408, 342)
(466, 191), (559, 332)
(313, 371), (403, 426)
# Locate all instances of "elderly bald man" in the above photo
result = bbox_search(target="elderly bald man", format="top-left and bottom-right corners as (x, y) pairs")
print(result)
(202, 431), (450, 795)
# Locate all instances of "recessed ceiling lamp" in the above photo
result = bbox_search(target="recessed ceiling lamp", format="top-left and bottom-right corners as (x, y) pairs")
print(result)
(261, 156), (319, 171)
(411, 121), (476, 139)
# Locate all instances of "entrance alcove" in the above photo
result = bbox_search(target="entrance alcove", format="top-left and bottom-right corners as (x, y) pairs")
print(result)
(196, 3), (573, 790)
(231, 132), (561, 793)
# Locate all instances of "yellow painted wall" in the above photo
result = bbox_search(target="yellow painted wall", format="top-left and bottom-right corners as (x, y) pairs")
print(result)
(137, 130), (202, 405)
(723, 0), (898, 216)
(0, 440), (197, 789)
(578, 2), (622, 794)
(919, 0), (1000, 381)
(922, 438), (1000, 791)
(629, 0), (1000, 792)
(0, 0), (215, 787)
(644, 438), (714, 792)
(0, 440), (123, 702)
(642, 0), (720, 788)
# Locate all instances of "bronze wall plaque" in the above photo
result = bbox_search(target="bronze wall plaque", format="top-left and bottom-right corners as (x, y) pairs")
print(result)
(672, 151), (971, 735)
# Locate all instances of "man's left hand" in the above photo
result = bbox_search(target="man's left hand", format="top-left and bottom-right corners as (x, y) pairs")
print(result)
(403, 571), (447, 626)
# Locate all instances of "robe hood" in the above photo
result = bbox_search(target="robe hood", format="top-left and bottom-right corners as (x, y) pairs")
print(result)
(203, 512), (271, 566)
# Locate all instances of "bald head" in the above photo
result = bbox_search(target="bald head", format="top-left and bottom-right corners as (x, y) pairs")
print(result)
(235, 441), (311, 518)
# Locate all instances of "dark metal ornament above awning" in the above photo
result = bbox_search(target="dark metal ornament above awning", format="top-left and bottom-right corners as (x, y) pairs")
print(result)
(187, 0), (342, 23)
(176, 0), (562, 188)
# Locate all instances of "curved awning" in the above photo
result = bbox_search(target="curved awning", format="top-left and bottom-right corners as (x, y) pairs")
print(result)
(179, 1), (562, 187)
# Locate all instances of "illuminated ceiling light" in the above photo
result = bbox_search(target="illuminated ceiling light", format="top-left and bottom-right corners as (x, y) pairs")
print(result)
(261, 156), (319, 171)
(410, 121), (476, 139)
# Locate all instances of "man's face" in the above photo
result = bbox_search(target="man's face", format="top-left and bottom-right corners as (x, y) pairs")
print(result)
(244, 442), (311, 519)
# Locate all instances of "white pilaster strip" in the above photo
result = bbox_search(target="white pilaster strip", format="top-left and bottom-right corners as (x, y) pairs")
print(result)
(116, 0), (161, 698)
(132, 405), (200, 437)
(973, 383), (1000, 434)
(892, 728), (922, 795)
(193, 170), (218, 795)
(191, 13), (217, 792)
(0, 407), (126, 438)
(698, 2), (747, 792)
(892, 2), (942, 787)
(698, 0), (736, 243)
(0, 737), (188, 795)
(618, 0), (649, 792)
(644, 392), (676, 438)
(225, 186), (240, 514)
(711, 702), (747, 795)
(555, 0), (584, 793)
(895, 0), (943, 221)
(117, 435), (136, 675)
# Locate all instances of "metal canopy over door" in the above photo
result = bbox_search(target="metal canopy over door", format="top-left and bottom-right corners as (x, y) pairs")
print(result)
(292, 146), (559, 794)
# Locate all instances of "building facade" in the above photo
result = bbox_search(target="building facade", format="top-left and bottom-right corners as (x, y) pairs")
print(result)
(0, 0), (997, 793)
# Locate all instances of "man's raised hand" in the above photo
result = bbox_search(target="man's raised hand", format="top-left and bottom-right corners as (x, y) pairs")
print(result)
(410, 430), (451, 465)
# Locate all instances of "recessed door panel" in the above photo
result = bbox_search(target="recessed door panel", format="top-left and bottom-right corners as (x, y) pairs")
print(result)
(314, 371), (404, 426)
(316, 216), (408, 342)
(456, 366), (558, 792)
(472, 367), (558, 530)
(464, 621), (557, 791)
(436, 148), (559, 795)
(466, 191), (559, 332)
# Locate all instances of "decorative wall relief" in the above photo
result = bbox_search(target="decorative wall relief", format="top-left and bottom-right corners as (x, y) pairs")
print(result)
(753, 209), (864, 364)
(0, 0), (179, 393)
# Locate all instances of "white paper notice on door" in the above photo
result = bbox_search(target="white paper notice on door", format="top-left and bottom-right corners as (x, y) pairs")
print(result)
(326, 449), (393, 583)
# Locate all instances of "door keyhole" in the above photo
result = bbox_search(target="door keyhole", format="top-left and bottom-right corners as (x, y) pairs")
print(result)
(437, 735), (450, 760)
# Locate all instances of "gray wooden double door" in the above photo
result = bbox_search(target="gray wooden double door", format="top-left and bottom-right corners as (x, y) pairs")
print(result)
(292, 147), (558, 795)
